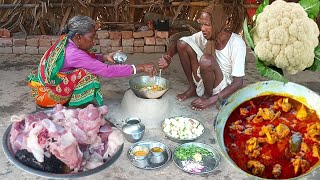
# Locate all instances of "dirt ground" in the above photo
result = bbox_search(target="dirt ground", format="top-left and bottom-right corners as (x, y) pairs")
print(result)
(0, 50), (319, 180)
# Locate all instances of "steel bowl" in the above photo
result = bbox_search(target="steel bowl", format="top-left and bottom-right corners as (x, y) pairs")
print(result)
(214, 80), (320, 180)
(127, 141), (172, 170)
(2, 110), (123, 179)
(131, 145), (150, 160)
(129, 75), (169, 99)
(113, 52), (127, 64)
(149, 142), (166, 157)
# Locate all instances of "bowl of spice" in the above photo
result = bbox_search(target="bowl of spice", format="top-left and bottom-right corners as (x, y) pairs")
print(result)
(131, 145), (149, 160)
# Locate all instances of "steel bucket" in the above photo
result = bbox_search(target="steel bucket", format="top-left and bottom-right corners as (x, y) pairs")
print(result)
(214, 80), (320, 179)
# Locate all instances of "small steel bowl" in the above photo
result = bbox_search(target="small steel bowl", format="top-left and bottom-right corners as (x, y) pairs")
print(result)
(113, 52), (127, 64)
(131, 145), (149, 160)
(149, 154), (165, 164)
(129, 76), (169, 99)
(149, 143), (165, 157)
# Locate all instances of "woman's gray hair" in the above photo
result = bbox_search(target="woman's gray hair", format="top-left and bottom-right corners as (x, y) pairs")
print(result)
(62, 15), (95, 38)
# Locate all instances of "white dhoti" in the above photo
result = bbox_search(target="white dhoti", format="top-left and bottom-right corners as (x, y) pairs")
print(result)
(180, 36), (232, 97)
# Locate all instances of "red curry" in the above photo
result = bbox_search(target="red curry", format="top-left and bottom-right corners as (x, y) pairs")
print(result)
(224, 95), (320, 179)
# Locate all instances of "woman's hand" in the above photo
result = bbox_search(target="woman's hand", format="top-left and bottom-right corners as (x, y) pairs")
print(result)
(137, 63), (157, 77)
(102, 50), (121, 63)
(158, 54), (172, 70)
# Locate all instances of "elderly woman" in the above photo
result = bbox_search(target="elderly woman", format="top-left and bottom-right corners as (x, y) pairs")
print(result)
(158, 2), (246, 111)
(27, 15), (157, 108)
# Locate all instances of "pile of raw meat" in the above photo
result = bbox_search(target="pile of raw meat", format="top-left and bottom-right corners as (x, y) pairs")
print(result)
(9, 104), (124, 173)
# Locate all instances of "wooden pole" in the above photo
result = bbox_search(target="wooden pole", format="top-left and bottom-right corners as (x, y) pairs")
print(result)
(0, 3), (260, 9)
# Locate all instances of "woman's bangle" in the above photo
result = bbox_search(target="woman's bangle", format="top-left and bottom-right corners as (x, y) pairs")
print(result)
(164, 54), (173, 64)
(131, 64), (137, 75)
(165, 54), (173, 61)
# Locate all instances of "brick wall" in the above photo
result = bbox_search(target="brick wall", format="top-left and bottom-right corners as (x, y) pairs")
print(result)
(0, 30), (169, 55)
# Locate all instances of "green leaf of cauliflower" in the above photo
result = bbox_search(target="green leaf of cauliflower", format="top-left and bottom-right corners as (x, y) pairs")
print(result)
(299, 0), (320, 20)
(256, 57), (288, 83)
(306, 45), (320, 71)
(243, 18), (254, 50)
(256, 0), (270, 17)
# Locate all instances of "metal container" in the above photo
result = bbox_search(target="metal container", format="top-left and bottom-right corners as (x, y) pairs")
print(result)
(127, 141), (172, 170)
(149, 154), (165, 164)
(149, 142), (165, 157)
(161, 117), (205, 143)
(129, 75), (169, 99)
(2, 110), (123, 179)
(122, 117), (145, 143)
(113, 52), (127, 64)
(131, 145), (149, 160)
(173, 142), (220, 175)
(214, 80), (320, 179)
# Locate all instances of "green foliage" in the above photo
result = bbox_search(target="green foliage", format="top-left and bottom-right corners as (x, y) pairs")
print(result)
(175, 145), (213, 161)
(256, 0), (269, 17)
(299, 0), (320, 20)
(255, 57), (288, 83)
(306, 45), (320, 71)
(243, 18), (254, 50)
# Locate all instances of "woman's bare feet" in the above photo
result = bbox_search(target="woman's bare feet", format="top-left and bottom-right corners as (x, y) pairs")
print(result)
(176, 88), (197, 102)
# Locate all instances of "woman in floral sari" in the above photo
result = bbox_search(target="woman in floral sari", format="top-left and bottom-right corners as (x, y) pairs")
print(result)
(27, 15), (156, 108)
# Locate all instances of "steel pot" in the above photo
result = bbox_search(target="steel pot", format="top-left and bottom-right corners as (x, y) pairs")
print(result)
(122, 117), (145, 143)
(214, 80), (320, 179)
(129, 75), (169, 99)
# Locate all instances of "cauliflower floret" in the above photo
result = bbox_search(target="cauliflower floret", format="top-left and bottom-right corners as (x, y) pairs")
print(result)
(269, 26), (289, 45)
(252, 0), (319, 75)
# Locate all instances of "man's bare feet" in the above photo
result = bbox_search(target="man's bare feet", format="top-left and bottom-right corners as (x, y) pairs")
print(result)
(176, 88), (197, 102)
(191, 96), (217, 111)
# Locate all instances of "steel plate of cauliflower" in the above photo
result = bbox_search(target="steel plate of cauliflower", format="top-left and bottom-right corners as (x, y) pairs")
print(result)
(244, 0), (320, 81)
(162, 117), (205, 140)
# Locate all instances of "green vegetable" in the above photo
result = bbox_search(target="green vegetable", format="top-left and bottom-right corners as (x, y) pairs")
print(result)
(243, 18), (254, 50)
(175, 145), (213, 161)
(299, 0), (320, 20)
(306, 45), (320, 71)
(255, 0), (269, 17)
(256, 57), (288, 83)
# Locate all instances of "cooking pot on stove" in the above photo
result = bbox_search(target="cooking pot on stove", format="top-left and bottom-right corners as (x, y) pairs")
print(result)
(214, 80), (320, 179)
(129, 75), (169, 99)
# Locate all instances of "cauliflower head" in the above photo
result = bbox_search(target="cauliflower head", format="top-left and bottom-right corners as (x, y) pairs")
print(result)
(252, 0), (319, 75)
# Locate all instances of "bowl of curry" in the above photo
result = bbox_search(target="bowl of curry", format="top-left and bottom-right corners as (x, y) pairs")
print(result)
(214, 81), (320, 179)
(129, 75), (169, 99)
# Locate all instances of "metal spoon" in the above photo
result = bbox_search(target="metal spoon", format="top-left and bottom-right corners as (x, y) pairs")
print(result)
(157, 69), (162, 85)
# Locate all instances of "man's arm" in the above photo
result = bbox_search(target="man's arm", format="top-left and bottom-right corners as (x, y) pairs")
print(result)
(166, 40), (178, 58)
(216, 76), (243, 100)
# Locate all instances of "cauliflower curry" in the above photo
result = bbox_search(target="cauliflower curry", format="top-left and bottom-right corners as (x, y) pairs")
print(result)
(224, 95), (320, 179)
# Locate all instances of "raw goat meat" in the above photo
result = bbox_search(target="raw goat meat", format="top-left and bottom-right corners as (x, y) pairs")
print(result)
(9, 104), (123, 173)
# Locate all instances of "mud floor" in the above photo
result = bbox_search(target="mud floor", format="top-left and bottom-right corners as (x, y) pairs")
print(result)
(0, 51), (319, 180)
